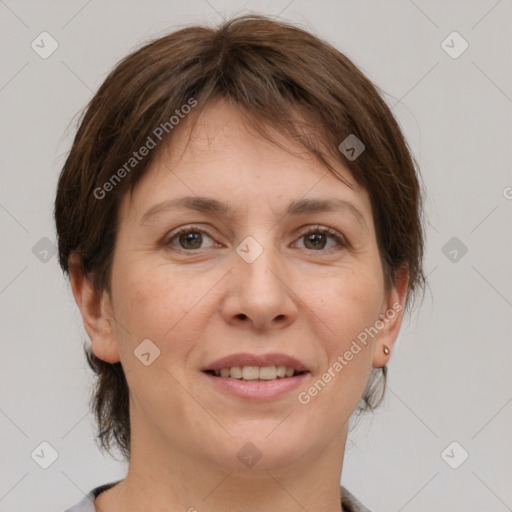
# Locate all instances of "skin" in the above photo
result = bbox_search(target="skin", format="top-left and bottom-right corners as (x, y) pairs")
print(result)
(70, 97), (408, 512)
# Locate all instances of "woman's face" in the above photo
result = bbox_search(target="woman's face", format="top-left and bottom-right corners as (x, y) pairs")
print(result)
(95, 98), (406, 471)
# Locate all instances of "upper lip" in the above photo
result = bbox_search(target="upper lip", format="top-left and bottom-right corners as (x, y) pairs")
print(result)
(202, 353), (309, 372)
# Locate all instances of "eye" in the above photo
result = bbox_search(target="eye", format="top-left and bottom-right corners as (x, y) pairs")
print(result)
(164, 226), (218, 251)
(163, 225), (347, 252)
(293, 226), (347, 251)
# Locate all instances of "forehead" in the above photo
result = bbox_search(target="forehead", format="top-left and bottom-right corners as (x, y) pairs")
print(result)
(162, 100), (321, 169)
(121, 98), (373, 224)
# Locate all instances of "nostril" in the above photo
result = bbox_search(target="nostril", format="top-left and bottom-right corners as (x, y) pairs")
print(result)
(236, 313), (248, 320)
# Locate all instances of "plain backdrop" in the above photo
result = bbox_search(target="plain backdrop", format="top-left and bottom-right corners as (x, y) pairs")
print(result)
(0, 1), (511, 511)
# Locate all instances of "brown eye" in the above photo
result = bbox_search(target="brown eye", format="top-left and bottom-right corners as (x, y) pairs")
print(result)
(294, 227), (346, 251)
(164, 226), (217, 251)
(178, 231), (203, 250)
(303, 232), (327, 250)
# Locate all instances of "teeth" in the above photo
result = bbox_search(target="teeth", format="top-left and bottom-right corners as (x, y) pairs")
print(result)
(243, 366), (260, 380)
(213, 365), (300, 380)
(276, 365), (287, 378)
(230, 366), (243, 379)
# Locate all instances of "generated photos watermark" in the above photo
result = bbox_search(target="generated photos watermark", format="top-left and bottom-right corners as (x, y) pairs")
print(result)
(297, 301), (402, 404)
(93, 97), (198, 200)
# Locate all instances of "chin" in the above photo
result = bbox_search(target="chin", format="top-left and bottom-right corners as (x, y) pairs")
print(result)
(204, 427), (311, 472)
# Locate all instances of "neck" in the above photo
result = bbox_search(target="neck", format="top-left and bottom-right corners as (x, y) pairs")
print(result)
(97, 417), (348, 512)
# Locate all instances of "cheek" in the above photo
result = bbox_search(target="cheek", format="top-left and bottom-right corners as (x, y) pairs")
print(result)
(298, 282), (378, 424)
(307, 264), (383, 347)
(111, 259), (214, 364)
(298, 265), (382, 404)
(113, 257), (180, 324)
(110, 266), (193, 403)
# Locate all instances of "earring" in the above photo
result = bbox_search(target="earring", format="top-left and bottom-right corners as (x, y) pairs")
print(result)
(383, 345), (390, 355)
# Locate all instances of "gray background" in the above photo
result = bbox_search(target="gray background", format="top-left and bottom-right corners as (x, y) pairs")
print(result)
(1, 1), (511, 511)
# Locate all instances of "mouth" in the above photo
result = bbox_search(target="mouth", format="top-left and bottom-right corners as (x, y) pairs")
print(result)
(201, 353), (311, 399)
(201, 367), (310, 400)
(203, 366), (309, 381)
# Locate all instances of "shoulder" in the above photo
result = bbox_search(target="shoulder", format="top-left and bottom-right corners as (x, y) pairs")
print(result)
(65, 481), (369, 511)
(63, 481), (121, 512)
(340, 485), (372, 512)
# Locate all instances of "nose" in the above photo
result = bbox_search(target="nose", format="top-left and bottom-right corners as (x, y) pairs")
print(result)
(220, 245), (299, 331)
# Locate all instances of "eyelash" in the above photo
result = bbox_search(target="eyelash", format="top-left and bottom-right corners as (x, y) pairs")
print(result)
(163, 225), (348, 252)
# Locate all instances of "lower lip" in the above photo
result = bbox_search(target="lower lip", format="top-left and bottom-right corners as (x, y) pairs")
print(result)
(202, 371), (310, 400)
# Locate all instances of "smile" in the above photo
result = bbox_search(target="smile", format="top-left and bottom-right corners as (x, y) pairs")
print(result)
(202, 368), (310, 400)
(204, 365), (307, 380)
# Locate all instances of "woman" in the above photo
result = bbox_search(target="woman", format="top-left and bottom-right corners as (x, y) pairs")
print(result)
(56, 14), (425, 512)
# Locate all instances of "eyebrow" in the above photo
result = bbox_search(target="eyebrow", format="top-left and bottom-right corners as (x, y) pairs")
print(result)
(140, 196), (368, 230)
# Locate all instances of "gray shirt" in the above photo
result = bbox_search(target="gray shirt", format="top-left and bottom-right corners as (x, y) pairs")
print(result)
(64, 481), (371, 511)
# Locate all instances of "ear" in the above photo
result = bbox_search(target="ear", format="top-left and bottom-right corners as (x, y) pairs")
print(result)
(372, 264), (409, 368)
(68, 254), (120, 364)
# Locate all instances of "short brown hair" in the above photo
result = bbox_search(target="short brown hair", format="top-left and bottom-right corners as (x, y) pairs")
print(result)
(55, 14), (426, 461)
